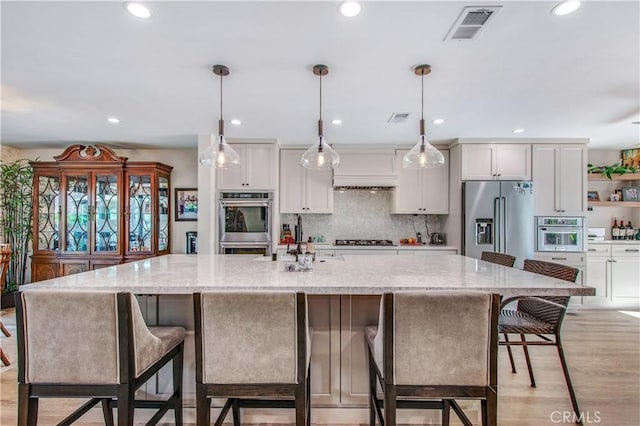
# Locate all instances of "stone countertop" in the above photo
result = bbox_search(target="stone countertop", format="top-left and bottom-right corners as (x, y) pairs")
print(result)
(588, 240), (640, 245)
(277, 244), (458, 251)
(21, 254), (593, 297)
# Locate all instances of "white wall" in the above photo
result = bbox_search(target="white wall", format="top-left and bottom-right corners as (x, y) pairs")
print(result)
(587, 149), (640, 238)
(15, 146), (198, 253)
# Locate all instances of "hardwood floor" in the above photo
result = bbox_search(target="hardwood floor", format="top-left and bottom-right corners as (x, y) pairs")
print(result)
(1, 308), (639, 425)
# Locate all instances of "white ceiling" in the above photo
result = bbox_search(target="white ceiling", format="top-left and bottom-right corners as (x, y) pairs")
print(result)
(1, 1), (639, 150)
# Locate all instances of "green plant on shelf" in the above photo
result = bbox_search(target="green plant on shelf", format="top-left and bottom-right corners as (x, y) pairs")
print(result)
(588, 161), (637, 179)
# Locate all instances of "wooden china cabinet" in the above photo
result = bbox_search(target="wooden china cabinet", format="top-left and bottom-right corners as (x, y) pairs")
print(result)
(30, 145), (173, 282)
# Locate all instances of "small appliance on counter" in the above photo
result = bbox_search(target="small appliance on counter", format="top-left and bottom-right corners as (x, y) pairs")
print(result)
(587, 228), (605, 241)
(430, 233), (445, 245)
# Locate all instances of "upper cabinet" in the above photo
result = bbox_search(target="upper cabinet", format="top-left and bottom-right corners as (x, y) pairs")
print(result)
(31, 145), (173, 282)
(216, 143), (276, 190)
(392, 149), (449, 214)
(532, 144), (586, 216)
(461, 144), (531, 181)
(280, 149), (333, 214)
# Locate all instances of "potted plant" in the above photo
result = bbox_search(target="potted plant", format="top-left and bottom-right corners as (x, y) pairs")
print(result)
(588, 161), (638, 179)
(0, 159), (34, 307)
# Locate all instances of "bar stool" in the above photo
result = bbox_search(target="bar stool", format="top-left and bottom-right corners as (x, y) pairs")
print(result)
(366, 291), (500, 426)
(193, 291), (310, 426)
(499, 259), (581, 423)
(1, 244), (12, 366)
(481, 251), (516, 268)
(16, 290), (185, 425)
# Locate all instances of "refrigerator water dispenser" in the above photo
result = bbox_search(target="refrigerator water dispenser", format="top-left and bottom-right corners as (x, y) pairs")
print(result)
(476, 219), (493, 246)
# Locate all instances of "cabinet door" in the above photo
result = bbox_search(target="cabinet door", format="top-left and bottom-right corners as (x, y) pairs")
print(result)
(392, 150), (421, 213)
(611, 258), (640, 299)
(305, 168), (333, 213)
(586, 256), (609, 304)
(245, 144), (276, 190)
(533, 145), (559, 216)
(280, 150), (305, 213)
(216, 144), (247, 190)
(62, 173), (90, 253)
(421, 150), (449, 213)
(461, 144), (494, 180)
(126, 174), (154, 254)
(94, 173), (120, 254)
(495, 144), (531, 180)
(35, 174), (61, 252)
(157, 175), (170, 253)
(558, 146), (586, 215)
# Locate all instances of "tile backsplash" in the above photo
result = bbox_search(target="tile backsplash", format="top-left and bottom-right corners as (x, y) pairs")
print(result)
(280, 189), (442, 244)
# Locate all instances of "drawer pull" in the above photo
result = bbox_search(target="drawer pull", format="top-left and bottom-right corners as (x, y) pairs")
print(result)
(624, 249), (639, 252)
(588, 248), (597, 252)
(551, 257), (567, 261)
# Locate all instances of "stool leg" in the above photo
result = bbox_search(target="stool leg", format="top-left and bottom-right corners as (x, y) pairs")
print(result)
(442, 400), (451, 426)
(520, 334), (536, 387)
(117, 385), (134, 426)
(0, 348), (10, 366)
(503, 333), (517, 373)
(195, 384), (210, 426)
(384, 384), (396, 426)
(0, 321), (10, 337)
(18, 383), (38, 426)
(232, 399), (240, 426)
(101, 399), (114, 426)
(295, 383), (305, 426)
(557, 338), (581, 425)
(482, 388), (497, 426)
(368, 354), (376, 426)
(173, 344), (184, 425)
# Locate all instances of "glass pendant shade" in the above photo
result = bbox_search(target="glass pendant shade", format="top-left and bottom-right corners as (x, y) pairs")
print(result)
(301, 135), (340, 170)
(403, 134), (445, 169)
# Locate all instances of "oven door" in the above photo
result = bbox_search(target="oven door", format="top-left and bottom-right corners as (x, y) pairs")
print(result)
(220, 242), (270, 255)
(219, 199), (272, 244)
(537, 227), (583, 252)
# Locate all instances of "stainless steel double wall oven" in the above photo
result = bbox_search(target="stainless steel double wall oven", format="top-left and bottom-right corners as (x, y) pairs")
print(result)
(219, 192), (272, 255)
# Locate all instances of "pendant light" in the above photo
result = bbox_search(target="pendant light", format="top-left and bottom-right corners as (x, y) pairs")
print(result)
(402, 64), (445, 169)
(301, 64), (340, 170)
(199, 65), (241, 169)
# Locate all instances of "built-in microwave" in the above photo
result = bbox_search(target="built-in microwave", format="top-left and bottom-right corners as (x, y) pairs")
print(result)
(536, 217), (584, 252)
(219, 192), (272, 253)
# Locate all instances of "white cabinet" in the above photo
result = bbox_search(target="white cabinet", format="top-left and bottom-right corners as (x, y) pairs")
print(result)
(217, 143), (276, 190)
(392, 149), (449, 214)
(280, 150), (333, 214)
(586, 243), (640, 307)
(533, 145), (586, 216)
(534, 252), (586, 306)
(460, 144), (531, 181)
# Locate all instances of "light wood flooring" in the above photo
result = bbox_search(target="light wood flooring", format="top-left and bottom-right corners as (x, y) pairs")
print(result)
(1, 308), (639, 425)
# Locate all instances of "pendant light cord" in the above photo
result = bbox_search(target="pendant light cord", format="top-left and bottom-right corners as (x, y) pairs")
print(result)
(319, 72), (323, 122)
(220, 72), (223, 123)
(421, 71), (424, 121)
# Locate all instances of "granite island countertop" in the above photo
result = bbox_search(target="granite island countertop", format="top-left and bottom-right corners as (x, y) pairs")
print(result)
(21, 254), (594, 297)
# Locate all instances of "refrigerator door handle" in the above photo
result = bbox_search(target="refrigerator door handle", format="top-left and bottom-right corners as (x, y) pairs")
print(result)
(502, 196), (507, 254)
(494, 197), (500, 252)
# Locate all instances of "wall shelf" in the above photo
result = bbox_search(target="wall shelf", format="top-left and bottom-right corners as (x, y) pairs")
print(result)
(588, 201), (640, 208)
(588, 173), (640, 181)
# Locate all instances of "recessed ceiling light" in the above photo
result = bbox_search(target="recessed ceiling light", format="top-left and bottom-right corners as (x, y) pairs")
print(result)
(432, 118), (444, 125)
(551, 1), (581, 16)
(338, 1), (361, 17)
(230, 119), (242, 125)
(513, 128), (525, 134)
(125, 2), (151, 19)
(331, 119), (342, 125)
(107, 117), (120, 124)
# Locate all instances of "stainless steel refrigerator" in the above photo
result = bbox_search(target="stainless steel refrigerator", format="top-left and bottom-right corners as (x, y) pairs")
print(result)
(463, 181), (534, 269)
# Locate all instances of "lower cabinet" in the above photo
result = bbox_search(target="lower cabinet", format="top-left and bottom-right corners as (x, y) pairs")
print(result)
(534, 252), (585, 306)
(586, 243), (640, 307)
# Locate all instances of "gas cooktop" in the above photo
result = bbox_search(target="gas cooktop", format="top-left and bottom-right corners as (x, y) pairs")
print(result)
(335, 239), (395, 246)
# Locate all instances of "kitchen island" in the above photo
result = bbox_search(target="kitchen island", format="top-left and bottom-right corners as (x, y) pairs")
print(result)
(21, 254), (594, 424)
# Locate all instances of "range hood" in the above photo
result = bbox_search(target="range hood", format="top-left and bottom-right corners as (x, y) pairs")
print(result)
(332, 153), (399, 188)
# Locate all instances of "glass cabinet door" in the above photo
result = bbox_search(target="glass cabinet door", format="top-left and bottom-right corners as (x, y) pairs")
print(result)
(37, 175), (61, 251)
(94, 174), (119, 253)
(158, 176), (169, 252)
(64, 174), (90, 252)
(128, 175), (153, 253)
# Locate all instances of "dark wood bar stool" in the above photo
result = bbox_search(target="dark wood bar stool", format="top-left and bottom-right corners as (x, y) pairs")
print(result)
(481, 251), (516, 268)
(16, 290), (185, 426)
(499, 259), (582, 424)
(366, 291), (500, 426)
(1, 244), (12, 366)
(193, 291), (310, 426)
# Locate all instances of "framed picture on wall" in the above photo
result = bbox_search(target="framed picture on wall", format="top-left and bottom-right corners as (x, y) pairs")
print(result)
(175, 188), (198, 221)
(622, 186), (639, 202)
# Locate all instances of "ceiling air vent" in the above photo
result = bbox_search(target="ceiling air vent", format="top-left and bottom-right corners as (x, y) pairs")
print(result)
(444, 6), (502, 41)
(387, 113), (410, 123)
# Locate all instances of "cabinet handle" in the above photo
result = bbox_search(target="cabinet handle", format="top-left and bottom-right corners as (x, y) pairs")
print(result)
(588, 248), (596, 252)
(624, 249), (639, 252)
(561, 210), (566, 212)
(551, 257), (567, 261)
(612, 259), (617, 263)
